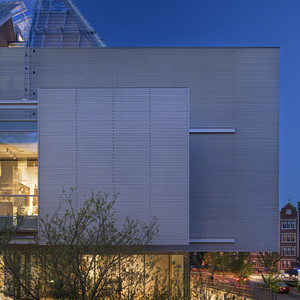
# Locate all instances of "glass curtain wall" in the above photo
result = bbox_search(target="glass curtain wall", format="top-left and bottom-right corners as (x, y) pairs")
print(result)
(0, 109), (38, 218)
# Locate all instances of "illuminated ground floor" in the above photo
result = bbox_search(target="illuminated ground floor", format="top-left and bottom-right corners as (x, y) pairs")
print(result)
(0, 250), (189, 299)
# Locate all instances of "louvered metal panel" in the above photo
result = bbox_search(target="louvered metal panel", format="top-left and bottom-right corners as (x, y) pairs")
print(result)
(1, 47), (278, 250)
(76, 88), (114, 202)
(190, 134), (235, 238)
(233, 48), (279, 250)
(146, 48), (176, 87)
(0, 48), (24, 100)
(150, 88), (189, 245)
(205, 49), (235, 127)
(33, 48), (278, 251)
(33, 48), (60, 88)
(88, 49), (118, 87)
(175, 49), (206, 128)
(113, 88), (150, 224)
(39, 88), (189, 246)
(38, 89), (76, 218)
(59, 49), (89, 87)
(117, 50), (147, 87)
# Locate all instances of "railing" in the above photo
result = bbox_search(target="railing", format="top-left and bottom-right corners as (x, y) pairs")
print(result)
(0, 195), (38, 234)
(209, 281), (277, 300)
(191, 275), (277, 300)
(0, 195), (38, 216)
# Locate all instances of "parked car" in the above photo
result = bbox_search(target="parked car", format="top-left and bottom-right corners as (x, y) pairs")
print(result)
(280, 271), (297, 278)
(234, 276), (249, 284)
(275, 282), (290, 294)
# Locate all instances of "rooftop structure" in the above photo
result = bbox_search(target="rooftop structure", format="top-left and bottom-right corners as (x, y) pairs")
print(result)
(28, 0), (106, 47)
(0, 0), (30, 46)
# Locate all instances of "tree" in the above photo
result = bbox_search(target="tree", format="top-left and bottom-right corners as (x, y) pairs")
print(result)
(217, 252), (234, 284)
(0, 190), (159, 300)
(258, 252), (282, 293)
(231, 252), (253, 278)
(203, 252), (220, 277)
(258, 252), (282, 275)
(190, 252), (206, 269)
(260, 273), (281, 293)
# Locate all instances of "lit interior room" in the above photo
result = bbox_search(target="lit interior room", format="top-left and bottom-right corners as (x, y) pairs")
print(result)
(0, 131), (38, 216)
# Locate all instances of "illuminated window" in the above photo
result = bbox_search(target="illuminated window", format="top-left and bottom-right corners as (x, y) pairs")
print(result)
(282, 234), (296, 243)
(0, 124), (38, 216)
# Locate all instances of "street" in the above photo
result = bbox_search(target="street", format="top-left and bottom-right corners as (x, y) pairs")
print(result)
(277, 292), (300, 300)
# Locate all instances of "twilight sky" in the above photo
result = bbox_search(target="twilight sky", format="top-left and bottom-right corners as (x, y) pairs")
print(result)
(24, 0), (299, 209)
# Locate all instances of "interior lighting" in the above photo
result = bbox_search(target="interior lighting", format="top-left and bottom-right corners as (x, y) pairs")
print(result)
(9, 151), (12, 157)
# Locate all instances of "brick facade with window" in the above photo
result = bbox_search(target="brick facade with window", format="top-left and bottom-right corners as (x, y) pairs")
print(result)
(280, 203), (299, 271)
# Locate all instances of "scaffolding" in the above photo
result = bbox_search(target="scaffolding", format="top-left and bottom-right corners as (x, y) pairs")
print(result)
(28, 0), (106, 48)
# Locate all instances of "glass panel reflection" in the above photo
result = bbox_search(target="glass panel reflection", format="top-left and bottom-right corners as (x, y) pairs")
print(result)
(0, 131), (38, 216)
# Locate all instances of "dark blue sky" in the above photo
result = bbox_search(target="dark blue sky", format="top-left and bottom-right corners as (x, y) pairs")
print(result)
(24, 0), (299, 209)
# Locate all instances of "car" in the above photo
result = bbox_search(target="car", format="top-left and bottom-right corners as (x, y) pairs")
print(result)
(280, 272), (297, 278)
(234, 276), (249, 284)
(276, 282), (290, 294)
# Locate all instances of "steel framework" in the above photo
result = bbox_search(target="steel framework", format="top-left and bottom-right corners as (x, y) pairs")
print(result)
(28, 0), (106, 47)
(0, 0), (31, 43)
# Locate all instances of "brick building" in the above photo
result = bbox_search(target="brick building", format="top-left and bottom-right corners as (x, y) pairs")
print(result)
(279, 202), (299, 270)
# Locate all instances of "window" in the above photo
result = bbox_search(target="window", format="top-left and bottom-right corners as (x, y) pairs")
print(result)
(282, 234), (296, 242)
(286, 209), (292, 215)
(282, 220), (296, 229)
(282, 247), (296, 256)
(0, 123), (38, 216)
(282, 247), (286, 255)
(283, 221), (286, 229)
(282, 260), (291, 268)
(291, 234), (295, 242)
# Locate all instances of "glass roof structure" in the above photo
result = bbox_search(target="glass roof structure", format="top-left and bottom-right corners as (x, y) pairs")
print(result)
(0, 0), (31, 43)
(28, 0), (106, 47)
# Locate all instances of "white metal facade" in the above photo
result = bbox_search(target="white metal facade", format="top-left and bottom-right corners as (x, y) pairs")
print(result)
(0, 47), (279, 251)
(38, 88), (189, 246)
